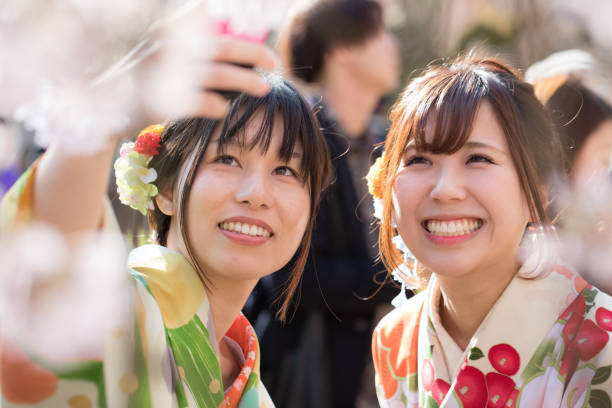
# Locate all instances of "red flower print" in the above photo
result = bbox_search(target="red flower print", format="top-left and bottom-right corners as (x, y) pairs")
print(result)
(570, 319), (609, 361)
(372, 300), (423, 400)
(432, 378), (451, 404)
(455, 366), (487, 408)
(422, 358), (435, 391)
(559, 347), (580, 380)
(596, 307), (612, 331)
(505, 389), (519, 408)
(134, 131), (162, 156)
(485, 372), (516, 408)
(488, 344), (520, 376)
(562, 295), (586, 345)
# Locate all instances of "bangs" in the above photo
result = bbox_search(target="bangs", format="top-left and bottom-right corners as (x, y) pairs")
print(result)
(410, 69), (490, 154)
(215, 75), (319, 182)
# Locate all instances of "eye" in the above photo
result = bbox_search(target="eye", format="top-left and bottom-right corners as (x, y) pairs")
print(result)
(273, 165), (299, 178)
(214, 155), (239, 167)
(466, 154), (495, 165)
(404, 155), (431, 166)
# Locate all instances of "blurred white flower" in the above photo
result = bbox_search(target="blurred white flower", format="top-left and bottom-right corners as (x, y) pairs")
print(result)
(14, 80), (133, 156)
(206, 0), (294, 38)
(0, 0), (155, 154)
(1, 0), (297, 156)
(553, 180), (612, 293)
(0, 120), (23, 169)
(0, 224), (130, 360)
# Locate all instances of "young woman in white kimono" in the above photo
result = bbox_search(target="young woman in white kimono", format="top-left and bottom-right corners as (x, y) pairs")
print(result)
(1, 38), (331, 407)
(368, 54), (612, 407)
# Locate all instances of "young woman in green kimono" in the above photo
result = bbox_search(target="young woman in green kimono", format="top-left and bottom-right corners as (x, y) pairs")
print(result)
(368, 54), (612, 407)
(1, 38), (330, 407)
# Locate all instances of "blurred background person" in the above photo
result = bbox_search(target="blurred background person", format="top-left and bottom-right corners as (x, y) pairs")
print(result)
(528, 50), (612, 293)
(244, 1), (401, 407)
(528, 52), (612, 194)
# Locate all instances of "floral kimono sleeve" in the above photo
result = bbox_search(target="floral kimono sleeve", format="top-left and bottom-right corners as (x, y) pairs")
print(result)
(372, 293), (425, 407)
(1, 158), (120, 234)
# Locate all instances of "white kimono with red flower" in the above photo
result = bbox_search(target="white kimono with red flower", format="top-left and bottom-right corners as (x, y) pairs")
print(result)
(372, 264), (612, 408)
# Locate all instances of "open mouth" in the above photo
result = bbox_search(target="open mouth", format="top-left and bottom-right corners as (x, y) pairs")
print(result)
(219, 221), (272, 238)
(423, 218), (484, 237)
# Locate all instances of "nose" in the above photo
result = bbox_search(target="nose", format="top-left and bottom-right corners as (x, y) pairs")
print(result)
(234, 170), (272, 209)
(430, 165), (466, 202)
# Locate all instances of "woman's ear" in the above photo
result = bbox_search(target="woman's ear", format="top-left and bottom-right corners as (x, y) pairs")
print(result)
(155, 189), (175, 216)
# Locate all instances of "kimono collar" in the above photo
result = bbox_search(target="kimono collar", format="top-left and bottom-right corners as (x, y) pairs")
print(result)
(127, 245), (212, 332)
(424, 265), (587, 385)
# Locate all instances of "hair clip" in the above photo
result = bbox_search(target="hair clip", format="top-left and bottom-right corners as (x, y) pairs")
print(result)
(114, 124), (163, 215)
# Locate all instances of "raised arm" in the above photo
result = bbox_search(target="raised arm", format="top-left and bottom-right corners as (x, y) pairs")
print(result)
(33, 35), (276, 234)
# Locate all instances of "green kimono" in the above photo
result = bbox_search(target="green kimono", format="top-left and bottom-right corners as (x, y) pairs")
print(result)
(1, 163), (274, 407)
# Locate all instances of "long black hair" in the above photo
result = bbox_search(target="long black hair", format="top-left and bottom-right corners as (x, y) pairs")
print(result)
(148, 73), (331, 320)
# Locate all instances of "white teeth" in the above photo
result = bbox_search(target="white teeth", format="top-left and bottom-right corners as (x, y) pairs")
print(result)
(219, 221), (271, 237)
(426, 219), (483, 237)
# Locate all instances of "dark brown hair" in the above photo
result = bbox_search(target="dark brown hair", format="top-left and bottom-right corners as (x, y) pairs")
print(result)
(278, 0), (384, 83)
(147, 74), (331, 320)
(377, 53), (565, 282)
(533, 75), (612, 171)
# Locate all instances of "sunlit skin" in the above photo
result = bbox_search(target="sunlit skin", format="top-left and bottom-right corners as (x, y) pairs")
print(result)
(392, 102), (531, 348)
(321, 28), (399, 138)
(158, 112), (310, 386)
(572, 119), (612, 194)
(345, 29), (400, 96)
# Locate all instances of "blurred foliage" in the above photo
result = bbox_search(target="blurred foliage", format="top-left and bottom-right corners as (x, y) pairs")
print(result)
(385, 0), (612, 94)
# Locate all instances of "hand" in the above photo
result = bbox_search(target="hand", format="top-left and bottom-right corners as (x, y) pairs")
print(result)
(135, 5), (277, 122)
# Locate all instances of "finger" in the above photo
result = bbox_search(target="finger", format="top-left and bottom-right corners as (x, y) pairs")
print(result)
(187, 90), (230, 119)
(208, 37), (277, 71)
(198, 63), (270, 96)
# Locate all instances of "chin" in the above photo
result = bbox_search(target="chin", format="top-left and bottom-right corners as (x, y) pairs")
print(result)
(226, 261), (279, 281)
(420, 257), (480, 279)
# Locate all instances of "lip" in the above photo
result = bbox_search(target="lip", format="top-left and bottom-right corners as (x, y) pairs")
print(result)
(421, 215), (484, 246)
(422, 214), (482, 222)
(218, 216), (274, 246)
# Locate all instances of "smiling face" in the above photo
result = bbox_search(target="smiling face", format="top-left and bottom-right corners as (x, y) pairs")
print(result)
(169, 112), (311, 287)
(392, 102), (531, 280)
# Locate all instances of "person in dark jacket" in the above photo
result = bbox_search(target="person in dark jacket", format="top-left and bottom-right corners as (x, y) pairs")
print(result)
(244, 1), (402, 407)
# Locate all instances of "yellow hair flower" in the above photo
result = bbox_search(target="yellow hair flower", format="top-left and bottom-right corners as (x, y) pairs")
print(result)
(114, 125), (163, 215)
(367, 155), (385, 199)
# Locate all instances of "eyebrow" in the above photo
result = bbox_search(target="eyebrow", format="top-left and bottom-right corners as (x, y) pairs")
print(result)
(212, 139), (303, 159)
(463, 141), (506, 155)
(404, 140), (506, 155)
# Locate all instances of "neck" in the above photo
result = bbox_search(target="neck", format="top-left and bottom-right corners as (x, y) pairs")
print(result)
(166, 229), (256, 344)
(207, 275), (258, 388)
(436, 260), (518, 350)
(206, 277), (257, 346)
(320, 65), (382, 138)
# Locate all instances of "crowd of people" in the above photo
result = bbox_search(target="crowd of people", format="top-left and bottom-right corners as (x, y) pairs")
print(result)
(2, 0), (612, 407)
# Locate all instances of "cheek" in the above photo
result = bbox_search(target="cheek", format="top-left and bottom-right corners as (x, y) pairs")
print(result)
(474, 170), (529, 227)
(273, 181), (310, 226)
(187, 176), (228, 220)
(392, 173), (420, 223)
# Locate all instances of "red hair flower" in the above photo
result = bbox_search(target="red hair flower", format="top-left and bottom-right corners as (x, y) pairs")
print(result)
(133, 125), (163, 157)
